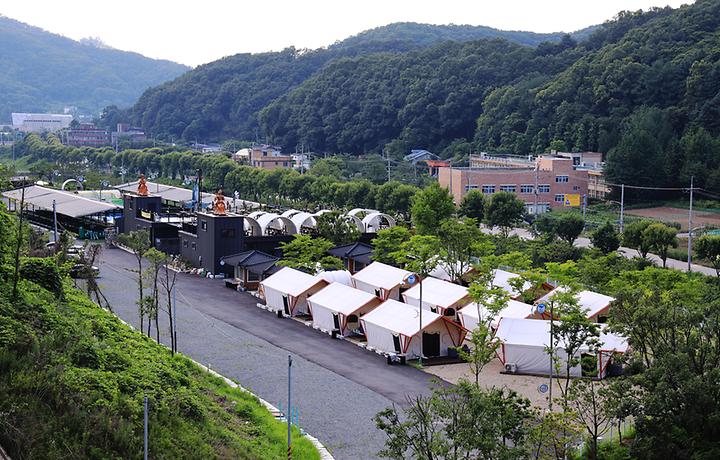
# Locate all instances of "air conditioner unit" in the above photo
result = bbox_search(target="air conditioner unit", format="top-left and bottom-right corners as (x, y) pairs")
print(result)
(504, 363), (518, 373)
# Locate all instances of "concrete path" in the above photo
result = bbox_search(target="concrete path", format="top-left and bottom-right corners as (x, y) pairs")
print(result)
(96, 247), (439, 460)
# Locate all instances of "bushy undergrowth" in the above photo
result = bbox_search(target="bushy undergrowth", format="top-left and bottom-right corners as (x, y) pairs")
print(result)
(0, 280), (319, 460)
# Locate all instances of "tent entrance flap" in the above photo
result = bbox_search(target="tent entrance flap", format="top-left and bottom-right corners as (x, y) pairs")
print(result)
(392, 335), (402, 354)
(423, 332), (440, 357)
(282, 296), (290, 315)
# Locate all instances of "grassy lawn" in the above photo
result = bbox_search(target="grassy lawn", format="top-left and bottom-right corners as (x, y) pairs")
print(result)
(0, 279), (319, 459)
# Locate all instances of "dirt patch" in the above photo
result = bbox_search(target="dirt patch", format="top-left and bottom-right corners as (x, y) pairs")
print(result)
(625, 206), (720, 231)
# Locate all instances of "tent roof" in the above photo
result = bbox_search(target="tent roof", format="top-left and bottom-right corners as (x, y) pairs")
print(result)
(361, 299), (444, 337)
(492, 269), (530, 296)
(403, 277), (468, 309)
(260, 267), (326, 297)
(308, 282), (379, 315)
(2, 185), (120, 218)
(538, 287), (615, 318)
(494, 318), (628, 352)
(352, 262), (411, 291)
(460, 299), (534, 325)
(317, 270), (353, 286)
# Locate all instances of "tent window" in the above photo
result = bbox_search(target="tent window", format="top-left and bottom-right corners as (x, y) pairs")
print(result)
(444, 308), (455, 317)
(347, 314), (359, 323)
(374, 289), (381, 298)
(247, 271), (260, 281)
(333, 314), (340, 330)
(282, 296), (290, 315)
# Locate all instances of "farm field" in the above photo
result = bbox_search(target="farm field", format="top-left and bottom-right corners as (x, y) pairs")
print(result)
(625, 206), (720, 231)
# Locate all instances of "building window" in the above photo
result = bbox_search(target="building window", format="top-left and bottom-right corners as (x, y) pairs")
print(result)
(573, 185), (579, 191)
(221, 228), (235, 238)
(183, 240), (188, 248)
(500, 185), (516, 193)
(555, 175), (569, 183)
(554, 194), (565, 203)
(538, 184), (550, 193)
(191, 242), (197, 250)
(283, 162), (288, 167)
(520, 185), (534, 193)
(481, 185), (496, 194)
(464, 184), (479, 191)
(247, 271), (260, 282)
(201, 220), (207, 231)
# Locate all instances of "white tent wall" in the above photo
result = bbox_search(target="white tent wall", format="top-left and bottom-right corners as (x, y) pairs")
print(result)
(405, 320), (463, 358)
(363, 318), (463, 358)
(263, 283), (326, 316)
(309, 301), (377, 335)
(500, 343), (583, 377)
(352, 278), (401, 301)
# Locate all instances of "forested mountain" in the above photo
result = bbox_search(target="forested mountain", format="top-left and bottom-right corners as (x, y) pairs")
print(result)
(125, 21), (595, 141)
(0, 16), (188, 120)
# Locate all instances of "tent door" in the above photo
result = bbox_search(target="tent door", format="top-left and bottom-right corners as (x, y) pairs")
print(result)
(333, 313), (340, 330)
(282, 295), (290, 315)
(422, 332), (441, 357)
(392, 335), (402, 354)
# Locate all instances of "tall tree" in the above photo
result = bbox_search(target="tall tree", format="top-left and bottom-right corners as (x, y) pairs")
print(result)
(590, 221), (620, 254)
(410, 183), (455, 235)
(695, 234), (720, 276)
(458, 189), (485, 222)
(371, 226), (412, 265)
(622, 220), (653, 259)
(484, 191), (525, 237)
(278, 234), (342, 273)
(315, 211), (360, 245)
(554, 213), (585, 245)
(437, 218), (494, 284)
(642, 222), (678, 268)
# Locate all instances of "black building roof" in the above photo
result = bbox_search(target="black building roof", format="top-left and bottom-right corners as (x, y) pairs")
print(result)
(327, 242), (374, 265)
(220, 250), (279, 276)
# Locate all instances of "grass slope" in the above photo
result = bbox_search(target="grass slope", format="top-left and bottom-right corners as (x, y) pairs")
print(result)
(0, 280), (319, 459)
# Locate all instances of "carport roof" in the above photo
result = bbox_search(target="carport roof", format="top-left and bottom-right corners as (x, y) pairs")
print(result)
(2, 185), (120, 218)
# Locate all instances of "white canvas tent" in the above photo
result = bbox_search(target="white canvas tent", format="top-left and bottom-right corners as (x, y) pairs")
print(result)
(307, 282), (381, 336)
(402, 277), (469, 316)
(494, 318), (629, 378)
(351, 262), (411, 300)
(537, 287), (615, 322)
(360, 300), (467, 358)
(491, 269), (531, 298)
(458, 299), (535, 330)
(260, 267), (328, 316)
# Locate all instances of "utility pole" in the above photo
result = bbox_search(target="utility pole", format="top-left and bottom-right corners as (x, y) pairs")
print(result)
(619, 184), (625, 233)
(688, 176), (694, 272)
(52, 199), (58, 244)
(385, 150), (391, 183)
(143, 396), (149, 460)
(534, 157), (539, 215)
(419, 279), (423, 367)
(172, 287), (178, 354)
(548, 300), (554, 412)
(287, 355), (292, 459)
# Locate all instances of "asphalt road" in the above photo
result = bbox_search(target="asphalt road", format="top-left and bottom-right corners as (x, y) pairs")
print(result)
(96, 247), (439, 459)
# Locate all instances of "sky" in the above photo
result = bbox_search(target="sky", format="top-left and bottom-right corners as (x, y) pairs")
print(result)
(2, 0), (692, 67)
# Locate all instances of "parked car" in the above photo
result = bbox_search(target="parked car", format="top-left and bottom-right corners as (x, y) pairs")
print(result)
(69, 264), (100, 279)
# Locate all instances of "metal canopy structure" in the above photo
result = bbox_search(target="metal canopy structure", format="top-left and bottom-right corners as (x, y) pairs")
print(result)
(2, 185), (120, 218)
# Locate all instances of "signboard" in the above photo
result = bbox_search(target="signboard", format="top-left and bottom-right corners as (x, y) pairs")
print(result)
(538, 383), (549, 394)
(536, 303), (546, 315)
(564, 194), (581, 207)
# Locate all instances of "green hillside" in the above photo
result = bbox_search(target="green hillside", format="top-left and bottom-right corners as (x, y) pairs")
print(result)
(125, 22), (595, 142)
(0, 15), (188, 120)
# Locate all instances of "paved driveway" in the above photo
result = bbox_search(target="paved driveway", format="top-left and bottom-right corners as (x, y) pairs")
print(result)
(97, 247), (440, 459)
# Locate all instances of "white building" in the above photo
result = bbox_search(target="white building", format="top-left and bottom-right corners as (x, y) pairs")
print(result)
(12, 113), (73, 133)
(494, 318), (628, 378)
(307, 282), (381, 336)
(259, 267), (328, 316)
(360, 299), (467, 358)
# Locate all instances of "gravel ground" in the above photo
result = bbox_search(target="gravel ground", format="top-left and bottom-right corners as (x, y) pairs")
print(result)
(95, 246), (437, 459)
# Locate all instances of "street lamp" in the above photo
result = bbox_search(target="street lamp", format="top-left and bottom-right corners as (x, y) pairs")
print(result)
(536, 300), (555, 410)
(403, 273), (422, 365)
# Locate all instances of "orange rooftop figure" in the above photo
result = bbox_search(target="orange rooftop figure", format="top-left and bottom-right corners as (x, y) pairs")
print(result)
(137, 174), (149, 196)
(213, 190), (227, 215)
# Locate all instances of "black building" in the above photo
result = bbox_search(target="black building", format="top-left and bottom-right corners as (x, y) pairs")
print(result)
(179, 212), (245, 275)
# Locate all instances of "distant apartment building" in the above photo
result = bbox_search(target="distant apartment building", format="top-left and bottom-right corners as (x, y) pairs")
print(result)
(12, 113), (73, 133)
(111, 123), (147, 146)
(439, 154), (590, 214)
(64, 123), (110, 147)
(248, 144), (293, 170)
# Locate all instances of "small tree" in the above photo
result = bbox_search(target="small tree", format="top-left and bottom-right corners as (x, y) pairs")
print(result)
(278, 234), (342, 273)
(117, 229), (151, 332)
(437, 218), (494, 284)
(554, 213), (585, 245)
(484, 191), (525, 237)
(567, 379), (613, 460)
(642, 222), (678, 268)
(159, 255), (180, 354)
(315, 211), (360, 245)
(144, 248), (166, 341)
(590, 221), (620, 254)
(695, 234), (720, 276)
(372, 226), (411, 265)
(410, 183), (455, 235)
(391, 235), (442, 278)
(622, 220), (653, 258)
(459, 189), (485, 222)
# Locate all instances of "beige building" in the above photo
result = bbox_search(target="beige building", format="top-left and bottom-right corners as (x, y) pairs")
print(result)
(439, 155), (590, 214)
(248, 144), (293, 170)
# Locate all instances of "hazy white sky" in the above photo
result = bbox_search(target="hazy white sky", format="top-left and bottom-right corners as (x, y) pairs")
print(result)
(3, 0), (691, 66)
